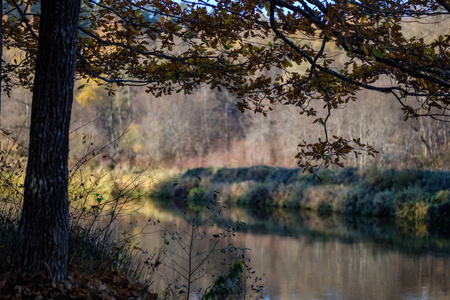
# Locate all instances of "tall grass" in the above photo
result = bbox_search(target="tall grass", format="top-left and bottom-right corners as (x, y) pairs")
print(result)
(0, 130), (158, 286)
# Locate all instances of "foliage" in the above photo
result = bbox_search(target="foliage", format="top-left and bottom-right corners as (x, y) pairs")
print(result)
(0, 131), (158, 282)
(0, 188), (161, 299)
(3, 0), (449, 170)
(0, 130), (27, 217)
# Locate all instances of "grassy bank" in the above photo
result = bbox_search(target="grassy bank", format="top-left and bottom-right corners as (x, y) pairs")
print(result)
(0, 143), (159, 298)
(0, 213), (158, 299)
(151, 166), (450, 226)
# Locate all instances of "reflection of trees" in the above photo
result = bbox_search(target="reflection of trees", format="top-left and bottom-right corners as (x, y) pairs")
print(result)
(130, 205), (450, 300)
(210, 207), (450, 256)
(149, 194), (450, 256)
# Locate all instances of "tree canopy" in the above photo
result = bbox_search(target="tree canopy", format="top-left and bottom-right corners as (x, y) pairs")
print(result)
(3, 0), (449, 170)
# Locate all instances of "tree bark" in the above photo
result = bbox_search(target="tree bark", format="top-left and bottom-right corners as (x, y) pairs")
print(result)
(0, 0), (3, 130)
(18, 0), (81, 281)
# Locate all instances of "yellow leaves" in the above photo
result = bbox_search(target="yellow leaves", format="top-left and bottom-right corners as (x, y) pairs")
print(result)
(363, 44), (369, 56)
(336, 93), (341, 102)
(359, 15), (369, 25)
(75, 80), (103, 107)
(132, 143), (144, 153)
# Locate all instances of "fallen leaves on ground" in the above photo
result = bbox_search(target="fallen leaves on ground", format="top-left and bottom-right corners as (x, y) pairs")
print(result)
(0, 268), (158, 300)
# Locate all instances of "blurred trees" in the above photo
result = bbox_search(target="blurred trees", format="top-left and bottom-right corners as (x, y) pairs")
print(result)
(75, 81), (134, 159)
(5, 78), (447, 169)
(3, 0), (449, 171)
(2, 0), (449, 171)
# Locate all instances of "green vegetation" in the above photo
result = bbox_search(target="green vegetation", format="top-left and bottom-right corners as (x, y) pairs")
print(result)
(152, 166), (450, 226)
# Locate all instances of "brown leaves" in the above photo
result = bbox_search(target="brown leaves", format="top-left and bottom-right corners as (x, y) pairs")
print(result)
(297, 136), (378, 172)
(0, 269), (158, 300)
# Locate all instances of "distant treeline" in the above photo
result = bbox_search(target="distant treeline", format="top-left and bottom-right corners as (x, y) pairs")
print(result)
(4, 78), (449, 169)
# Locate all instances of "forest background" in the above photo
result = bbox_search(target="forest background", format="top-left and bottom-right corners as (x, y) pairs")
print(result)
(2, 3), (448, 171)
(6, 56), (450, 171)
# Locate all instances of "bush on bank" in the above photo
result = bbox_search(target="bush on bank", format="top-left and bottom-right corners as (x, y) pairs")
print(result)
(152, 166), (450, 222)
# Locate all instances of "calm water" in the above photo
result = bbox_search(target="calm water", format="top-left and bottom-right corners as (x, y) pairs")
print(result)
(123, 204), (450, 299)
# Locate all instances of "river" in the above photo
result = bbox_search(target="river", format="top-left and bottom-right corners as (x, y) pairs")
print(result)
(121, 203), (450, 299)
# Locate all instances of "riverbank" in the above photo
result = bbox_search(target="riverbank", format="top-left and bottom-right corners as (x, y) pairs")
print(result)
(152, 166), (450, 227)
(0, 158), (159, 299)
(0, 213), (159, 299)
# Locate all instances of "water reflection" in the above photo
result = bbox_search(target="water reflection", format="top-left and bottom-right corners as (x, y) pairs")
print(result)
(124, 204), (450, 299)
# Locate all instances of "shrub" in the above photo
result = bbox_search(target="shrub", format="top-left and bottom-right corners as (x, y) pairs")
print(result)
(302, 186), (332, 211)
(371, 190), (395, 217)
(344, 186), (375, 215)
(267, 167), (299, 185)
(393, 185), (433, 204)
(182, 167), (213, 179)
(241, 184), (273, 207)
(227, 181), (256, 204)
(334, 167), (359, 185)
(435, 190), (450, 204)
(283, 181), (309, 208)
(317, 201), (333, 216)
(272, 183), (291, 207)
(427, 201), (450, 224)
(421, 171), (450, 193)
(397, 202), (429, 225)
(187, 186), (209, 202)
(246, 165), (272, 182)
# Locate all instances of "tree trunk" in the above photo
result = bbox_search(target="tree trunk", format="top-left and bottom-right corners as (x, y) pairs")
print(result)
(0, 0), (3, 130)
(18, 0), (81, 281)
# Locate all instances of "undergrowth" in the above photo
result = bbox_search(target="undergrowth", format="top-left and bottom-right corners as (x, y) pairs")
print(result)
(0, 130), (159, 298)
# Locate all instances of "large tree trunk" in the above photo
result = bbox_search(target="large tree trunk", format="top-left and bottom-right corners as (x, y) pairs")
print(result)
(0, 0), (3, 129)
(18, 0), (81, 281)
